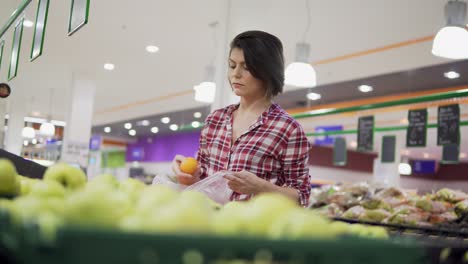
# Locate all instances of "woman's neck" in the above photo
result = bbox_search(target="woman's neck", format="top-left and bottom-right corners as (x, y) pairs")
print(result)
(238, 96), (272, 116)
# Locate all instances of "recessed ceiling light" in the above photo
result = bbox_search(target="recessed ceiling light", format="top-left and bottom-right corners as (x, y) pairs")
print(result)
(191, 121), (201, 128)
(139, 120), (150, 126)
(146, 45), (159, 53)
(104, 127), (111, 133)
(306, 92), (321, 101)
(4, 114), (9, 119)
(169, 124), (178, 131)
(194, 112), (202, 118)
(23, 20), (34, 28)
(151, 126), (159, 133)
(349, 141), (357, 148)
(124, 123), (132, 129)
(161, 117), (170, 124)
(104, 63), (115, 71)
(23, 140), (28, 146)
(444, 71), (460, 79)
(32, 138), (37, 144)
(358, 85), (373, 93)
(129, 129), (136, 136)
(460, 153), (467, 159)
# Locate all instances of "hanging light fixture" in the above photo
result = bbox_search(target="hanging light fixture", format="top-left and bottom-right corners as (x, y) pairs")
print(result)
(40, 88), (55, 137)
(432, 0), (468, 59)
(194, 65), (216, 103)
(285, 0), (317, 88)
(22, 125), (36, 139)
(194, 22), (218, 103)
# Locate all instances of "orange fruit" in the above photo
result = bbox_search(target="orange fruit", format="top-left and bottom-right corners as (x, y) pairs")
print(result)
(179, 157), (198, 175)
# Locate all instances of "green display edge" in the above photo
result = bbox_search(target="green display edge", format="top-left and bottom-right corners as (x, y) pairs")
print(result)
(291, 88), (468, 120)
(0, 0), (32, 39)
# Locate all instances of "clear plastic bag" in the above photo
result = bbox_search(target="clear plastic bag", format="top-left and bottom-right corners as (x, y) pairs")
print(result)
(185, 171), (233, 205)
(152, 171), (233, 204)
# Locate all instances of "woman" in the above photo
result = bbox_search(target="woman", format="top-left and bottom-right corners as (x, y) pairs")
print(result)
(172, 30), (311, 206)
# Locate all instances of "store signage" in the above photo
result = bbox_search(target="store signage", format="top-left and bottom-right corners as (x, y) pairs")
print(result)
(333, 137), (347, 166)
(31, 0), (50, 61)
(412, 160), (436, 174)
(130, 147), (145, 161)
(406, 109), (427, 147)
(68, 0), (90, 36)
(381, 135), (396, 163)
(437, 104), (460, 146)
(89, 135), (101, 151)
(8, 18), (24, 80)
(0, 40), (4, 73)
(357, 116), (374, 152)
(314, 125), (343, 145)
(62, 141), (89, 168)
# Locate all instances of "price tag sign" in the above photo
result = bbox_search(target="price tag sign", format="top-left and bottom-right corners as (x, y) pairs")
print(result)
(406, 109), (427, 147)
(358, 116), (374, 152)
(381, 135), (396, 163)
(62, 141), (89, 167)
(333, 137), (347, 166)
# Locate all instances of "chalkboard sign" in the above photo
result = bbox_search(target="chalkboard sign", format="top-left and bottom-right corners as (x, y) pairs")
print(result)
(358, 116), (374, 152)
(333, 137), (347, 166)
(442, 144), (459, 164)
(381, 135), (396, 163)
(406, 109), (427, 147)
(437, 104), (460, 146)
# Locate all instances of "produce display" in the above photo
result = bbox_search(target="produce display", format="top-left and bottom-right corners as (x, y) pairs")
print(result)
(309, 182), (468, 229)
(0, 159), (389, 243)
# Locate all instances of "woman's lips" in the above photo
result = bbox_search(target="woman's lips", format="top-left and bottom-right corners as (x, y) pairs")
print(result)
(232, 83), (243, 89)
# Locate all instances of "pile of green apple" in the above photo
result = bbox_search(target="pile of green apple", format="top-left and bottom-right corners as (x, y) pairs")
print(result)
(0, 159), (388, 242)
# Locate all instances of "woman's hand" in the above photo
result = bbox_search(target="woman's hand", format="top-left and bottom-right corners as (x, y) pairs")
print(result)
(171, 155), (201, 185)
(223, 170), (269, 195)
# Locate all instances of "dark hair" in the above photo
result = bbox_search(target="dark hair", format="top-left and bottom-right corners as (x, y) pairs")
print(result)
(230, 30), (284, 98)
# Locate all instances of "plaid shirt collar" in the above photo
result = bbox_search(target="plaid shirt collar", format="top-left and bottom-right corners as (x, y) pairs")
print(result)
(224, 103), (280, 130)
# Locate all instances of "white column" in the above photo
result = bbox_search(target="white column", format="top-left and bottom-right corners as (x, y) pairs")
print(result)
(211, 0), (239, 113)
(0, 100), (7, 148)
(60, 74), (96, 173)
(4, 90), (26, 155)
(372, 134), (403, 187)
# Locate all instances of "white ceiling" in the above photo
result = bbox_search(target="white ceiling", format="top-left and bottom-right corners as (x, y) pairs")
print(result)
(0, 0), (457, 126)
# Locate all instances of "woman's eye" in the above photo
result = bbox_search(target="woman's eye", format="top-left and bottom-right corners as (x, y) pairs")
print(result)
(229, 65), (235, 69)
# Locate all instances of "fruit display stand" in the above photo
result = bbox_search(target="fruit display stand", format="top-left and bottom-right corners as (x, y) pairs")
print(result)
(0, 213), (427, 264)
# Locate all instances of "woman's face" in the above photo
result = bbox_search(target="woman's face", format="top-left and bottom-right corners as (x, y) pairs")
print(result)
(228, 48), (266, 99)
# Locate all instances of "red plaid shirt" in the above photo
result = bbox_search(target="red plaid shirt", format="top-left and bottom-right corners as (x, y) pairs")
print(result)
(196, 103), (311, 206)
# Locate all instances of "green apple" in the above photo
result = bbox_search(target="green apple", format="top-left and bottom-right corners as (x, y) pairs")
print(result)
(43, 163), (87, 190)
(29, 180), (66, 198)
(37, 212), (64, 243)
(8, 196), (45, 223)
(136, 185), (178, 214)
(19, 177), (39, 195)
(366, 226), (389, 239)
(0, 159), (20, 197)
(119, 178), (146, 202)
(88, 174), (120, 189)
(64, 188), (132, 229)
(269, 209), (332, 240)
(329, 221), (351, 236)
(243, 193), (299, 236)
(213, 202), (248, 236)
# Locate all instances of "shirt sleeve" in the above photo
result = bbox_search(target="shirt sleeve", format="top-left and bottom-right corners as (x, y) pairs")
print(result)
(280, 123), (311, 207)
